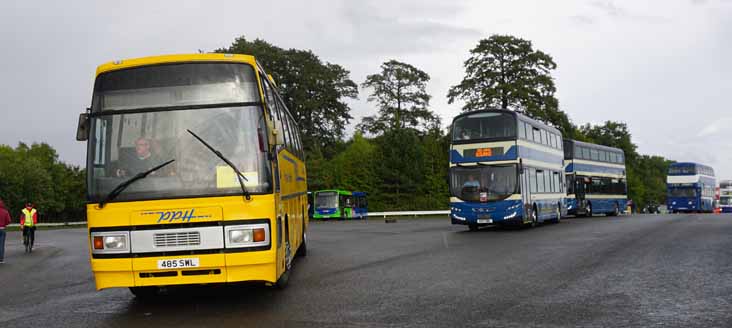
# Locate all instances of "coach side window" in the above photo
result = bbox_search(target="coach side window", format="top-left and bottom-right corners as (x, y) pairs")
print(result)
(590, 149), (599, 161)
(581, 147), (590, 160)
(537, 169), (546, 193)
(532, 127), (540, 144)
(518, 121), (526, 140)
(286, 115), (298, 154)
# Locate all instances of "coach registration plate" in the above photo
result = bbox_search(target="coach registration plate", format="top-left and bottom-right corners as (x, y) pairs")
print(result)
(157, 258), (199, 269)
(477, 218), (492, 224)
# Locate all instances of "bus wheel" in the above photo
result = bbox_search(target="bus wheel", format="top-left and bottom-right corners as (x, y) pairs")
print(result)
(129, 286), (159, 299)
(468, 223), (479, 232)
(528, 206), (538, 228)
(610, 203), (619, 216)
(274, 269), (290, 289)
(296, 232), (307, 257)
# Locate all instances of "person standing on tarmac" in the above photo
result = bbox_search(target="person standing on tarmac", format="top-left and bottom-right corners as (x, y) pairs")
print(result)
(20, 203), (37, 252)
(0, 198), (11, 263)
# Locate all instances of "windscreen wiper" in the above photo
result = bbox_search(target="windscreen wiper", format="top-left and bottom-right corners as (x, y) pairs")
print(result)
(98, 159), (175, 208)
(186, 129), (251, 201)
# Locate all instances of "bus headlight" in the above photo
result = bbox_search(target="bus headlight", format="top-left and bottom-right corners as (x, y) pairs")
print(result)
(229, 229), (253, 244)
(90, 231), (130, 254)
(225, 223), (270, 248)
(104, 236), (127, 249)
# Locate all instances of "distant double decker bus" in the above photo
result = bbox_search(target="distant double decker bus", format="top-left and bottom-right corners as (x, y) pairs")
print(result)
(76, 54), (308, 296)
(449, 109), (566, 231)
(563, 139), (627, 216)
(719, 180), (732, 213)
(666, 162), (716, 213)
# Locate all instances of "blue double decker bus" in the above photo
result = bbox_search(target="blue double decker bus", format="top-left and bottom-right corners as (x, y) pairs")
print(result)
(449, 109), (566, 231)
(667, 162), (716, 213)
(563, 139), (627, 216)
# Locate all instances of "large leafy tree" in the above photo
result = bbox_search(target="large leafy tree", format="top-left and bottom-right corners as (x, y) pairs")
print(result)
(579, 121), (638, 162)
(447, 35), (572, 135)
(217, 37), (358, 157)
(358, 60), (439, 134)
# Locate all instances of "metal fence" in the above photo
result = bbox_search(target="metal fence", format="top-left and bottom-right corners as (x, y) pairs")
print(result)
(367, 210), (449, 218)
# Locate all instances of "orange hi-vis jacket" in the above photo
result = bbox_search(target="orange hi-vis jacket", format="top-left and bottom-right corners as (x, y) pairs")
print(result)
(20, 207), (37, 227)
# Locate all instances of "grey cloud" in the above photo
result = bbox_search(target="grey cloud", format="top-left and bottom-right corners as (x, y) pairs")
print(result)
(569, 15), (595, 25)
(589, 1), (671, 23)
(591, 1), (627, 17)
(334, 1), (482, 56)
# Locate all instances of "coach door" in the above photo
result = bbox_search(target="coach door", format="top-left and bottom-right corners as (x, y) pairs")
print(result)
(521, 166), (532, 221)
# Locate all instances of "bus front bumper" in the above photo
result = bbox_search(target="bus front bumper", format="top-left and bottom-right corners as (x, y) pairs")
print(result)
(450, 201), (523, 226)
(91, 252), (277, 290)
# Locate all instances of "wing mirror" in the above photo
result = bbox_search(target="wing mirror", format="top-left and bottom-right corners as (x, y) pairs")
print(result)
(76, 112), (89, 141)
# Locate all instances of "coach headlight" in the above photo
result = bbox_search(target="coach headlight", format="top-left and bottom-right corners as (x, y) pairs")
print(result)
(229, 229), (253, 243)
(504, 211), (518, 220)
(103, 236), (127, 250)
(225, 223), (270, 248)
(90, 231), (130, 254)
(507, 203), (521, 210)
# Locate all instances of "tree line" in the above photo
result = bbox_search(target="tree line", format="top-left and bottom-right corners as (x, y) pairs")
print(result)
(221, 35), (672, 211)
(0, 143), (85, 222)
(0, 34), (671, 221)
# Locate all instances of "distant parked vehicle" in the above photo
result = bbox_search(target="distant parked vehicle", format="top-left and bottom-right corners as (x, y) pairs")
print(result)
(564, 140), (627, 217)
(312, 190), (367, 220)
(644, 202), (660, 214)
(719, 180), (732, 213)
(667, 162), (716, 213)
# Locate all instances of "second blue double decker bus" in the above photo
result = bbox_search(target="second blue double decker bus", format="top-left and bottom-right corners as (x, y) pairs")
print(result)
(563, 139), (628, 216)
(667, 162), (716, 213)
(719, 180), (732, 213)
(449, 109), (566, 231)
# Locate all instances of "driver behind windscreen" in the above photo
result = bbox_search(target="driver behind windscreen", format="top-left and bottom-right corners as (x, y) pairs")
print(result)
(116, 137), (170, 177)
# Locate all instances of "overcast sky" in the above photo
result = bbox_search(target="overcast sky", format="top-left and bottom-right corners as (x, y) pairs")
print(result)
(1, 0), (731, 177)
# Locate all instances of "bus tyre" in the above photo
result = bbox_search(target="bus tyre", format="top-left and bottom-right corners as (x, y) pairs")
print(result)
(296, 232), (307, 257)
(553, 205), (561, 223)
(129, 286), (159, 299)
(608, 203), (619, 217)
(528, 206), (538, 228)
(274, 269), (290, 289)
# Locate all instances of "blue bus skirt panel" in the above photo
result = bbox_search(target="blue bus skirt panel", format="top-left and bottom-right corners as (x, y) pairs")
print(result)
(533, 198), (566, 221)
(353, 208), (368, 219)
(587, 198), (627, 214)
(450, 199), (524, 226)
(721, 206), (732, 213)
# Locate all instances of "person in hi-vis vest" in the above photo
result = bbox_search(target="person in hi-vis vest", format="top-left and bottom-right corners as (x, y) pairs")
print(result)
(20, 203), (38, 249)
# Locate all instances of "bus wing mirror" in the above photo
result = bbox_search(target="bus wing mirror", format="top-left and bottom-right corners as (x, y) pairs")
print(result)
(273, 128), (285, 146)
(76, 113), (89, 141)
(267, 119), (285, 147)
